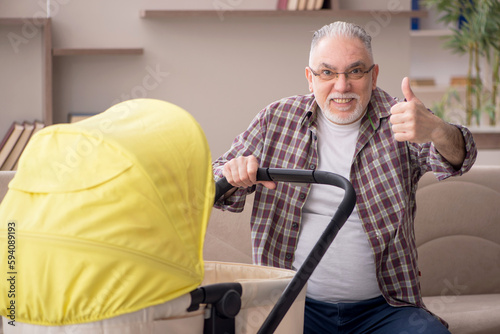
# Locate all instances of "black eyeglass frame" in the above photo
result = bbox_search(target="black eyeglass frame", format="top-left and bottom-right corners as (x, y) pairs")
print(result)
(309, 64), (376, 81)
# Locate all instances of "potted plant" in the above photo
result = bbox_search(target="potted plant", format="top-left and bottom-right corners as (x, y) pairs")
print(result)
(423, 0), (500, 126)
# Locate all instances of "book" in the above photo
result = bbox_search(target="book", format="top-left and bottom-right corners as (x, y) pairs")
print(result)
(12, 121), (44, 171)
(13, 121), (45, 170)
(1, 122), (34, 171)
(297, 0), (308, 10)
(287, 0), (299, 10)
(315, 0), (325, 10)
(0, 123), (24, 169)
(322, 0), (339, 10)
(306, 0), (316, 10)
(32, 121), (45, 135)
(410, 78), (436, 86)
(277, 0), (288, 10)
(68, 113), (96, 123)
(411, 0), (420, 30)
(450, 76), (476, 86)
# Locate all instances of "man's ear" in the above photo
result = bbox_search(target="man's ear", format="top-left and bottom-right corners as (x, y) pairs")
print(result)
(371, 64), (379, 90)
(305, 67), (314, 93)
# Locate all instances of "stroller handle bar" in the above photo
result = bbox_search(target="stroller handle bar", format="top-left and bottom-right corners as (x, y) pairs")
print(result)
(215, 168), (352, 202)
(214, 168), (356, 334)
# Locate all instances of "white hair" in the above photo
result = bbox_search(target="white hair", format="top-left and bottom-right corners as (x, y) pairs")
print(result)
(309, 21), (373, 63)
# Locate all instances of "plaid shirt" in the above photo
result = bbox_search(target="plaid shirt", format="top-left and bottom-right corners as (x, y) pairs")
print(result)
(213, 87), (477, 308)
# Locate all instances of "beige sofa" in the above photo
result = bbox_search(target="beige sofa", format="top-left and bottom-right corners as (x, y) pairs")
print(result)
(415, 166), (500, 334)
(2, 166), (499, 333)
(204, 166), (500, 334)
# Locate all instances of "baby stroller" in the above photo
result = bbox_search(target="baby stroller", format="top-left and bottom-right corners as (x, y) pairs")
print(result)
(0, 99), (355, 333)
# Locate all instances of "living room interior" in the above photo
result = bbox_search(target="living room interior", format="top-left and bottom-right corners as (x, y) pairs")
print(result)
(0, 1), (499, 333)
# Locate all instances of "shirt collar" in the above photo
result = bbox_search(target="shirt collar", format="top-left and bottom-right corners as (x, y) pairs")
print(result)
(363, 87), (397, 131)
(300, 93), (319, 127)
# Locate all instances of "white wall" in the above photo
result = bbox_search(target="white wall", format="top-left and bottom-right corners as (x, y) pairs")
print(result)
(0, 0), (48, 137)
(0, 24), (43, 133)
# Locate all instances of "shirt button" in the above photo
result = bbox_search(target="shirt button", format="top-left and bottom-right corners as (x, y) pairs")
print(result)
(310, 164), (316, 170)
(291, 222), (299, 229)
(285, 253), (292, 260)
(299, 193), (306, 200)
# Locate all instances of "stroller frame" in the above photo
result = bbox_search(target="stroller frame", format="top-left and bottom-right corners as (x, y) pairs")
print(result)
(188, 168), (356, 334)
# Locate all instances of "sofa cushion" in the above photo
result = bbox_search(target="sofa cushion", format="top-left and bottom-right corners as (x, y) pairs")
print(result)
(423, 294), (500, 334)
(415, 181), (500, 247)
(417, 235), (500, 297)
(415, 174), (500, 297)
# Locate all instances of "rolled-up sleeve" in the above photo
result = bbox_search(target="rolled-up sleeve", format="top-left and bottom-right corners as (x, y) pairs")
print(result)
(428, 125), (477, 180)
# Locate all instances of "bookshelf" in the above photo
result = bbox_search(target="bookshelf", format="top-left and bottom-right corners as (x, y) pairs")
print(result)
(53, 48), (144, 56)
(1, 18), (144, 125)
(140, 9), (429, 19)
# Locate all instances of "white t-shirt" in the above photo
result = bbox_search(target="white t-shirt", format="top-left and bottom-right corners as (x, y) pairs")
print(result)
(292, 110), (381, 303)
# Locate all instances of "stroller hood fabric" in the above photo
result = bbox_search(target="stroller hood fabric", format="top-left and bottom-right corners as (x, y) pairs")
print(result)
(0, 99), (214, 325)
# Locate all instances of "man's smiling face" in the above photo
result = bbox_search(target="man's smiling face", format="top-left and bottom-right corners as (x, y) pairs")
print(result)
(306, 36), (379, 125)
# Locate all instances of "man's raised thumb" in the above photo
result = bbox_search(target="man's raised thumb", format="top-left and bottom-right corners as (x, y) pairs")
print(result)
(402, 76), (417, 102)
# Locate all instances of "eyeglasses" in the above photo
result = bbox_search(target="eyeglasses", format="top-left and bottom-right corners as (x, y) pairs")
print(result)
(309, 64), (375, 81)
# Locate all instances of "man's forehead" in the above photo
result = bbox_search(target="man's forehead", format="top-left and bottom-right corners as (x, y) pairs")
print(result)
(312, 37), (371, 68)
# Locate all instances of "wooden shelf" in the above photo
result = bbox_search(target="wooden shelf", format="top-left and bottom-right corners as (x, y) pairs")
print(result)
(53, 48), (144, 56)
(410, 29), (452, 37)
(412, 85), (466, 94)
(0, 17), (49, 26)
(472, 132), (500, 150)
(140, 9), (428, 19)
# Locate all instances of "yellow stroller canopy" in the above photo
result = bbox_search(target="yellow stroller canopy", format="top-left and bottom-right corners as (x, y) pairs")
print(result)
(0, 99), (214, 325)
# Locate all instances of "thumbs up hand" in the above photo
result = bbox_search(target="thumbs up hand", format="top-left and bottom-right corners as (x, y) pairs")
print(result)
(390, 77), (444, 144)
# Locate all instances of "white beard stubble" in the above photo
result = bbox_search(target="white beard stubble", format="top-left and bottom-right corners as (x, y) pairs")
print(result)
(320, 92), (366, 125)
